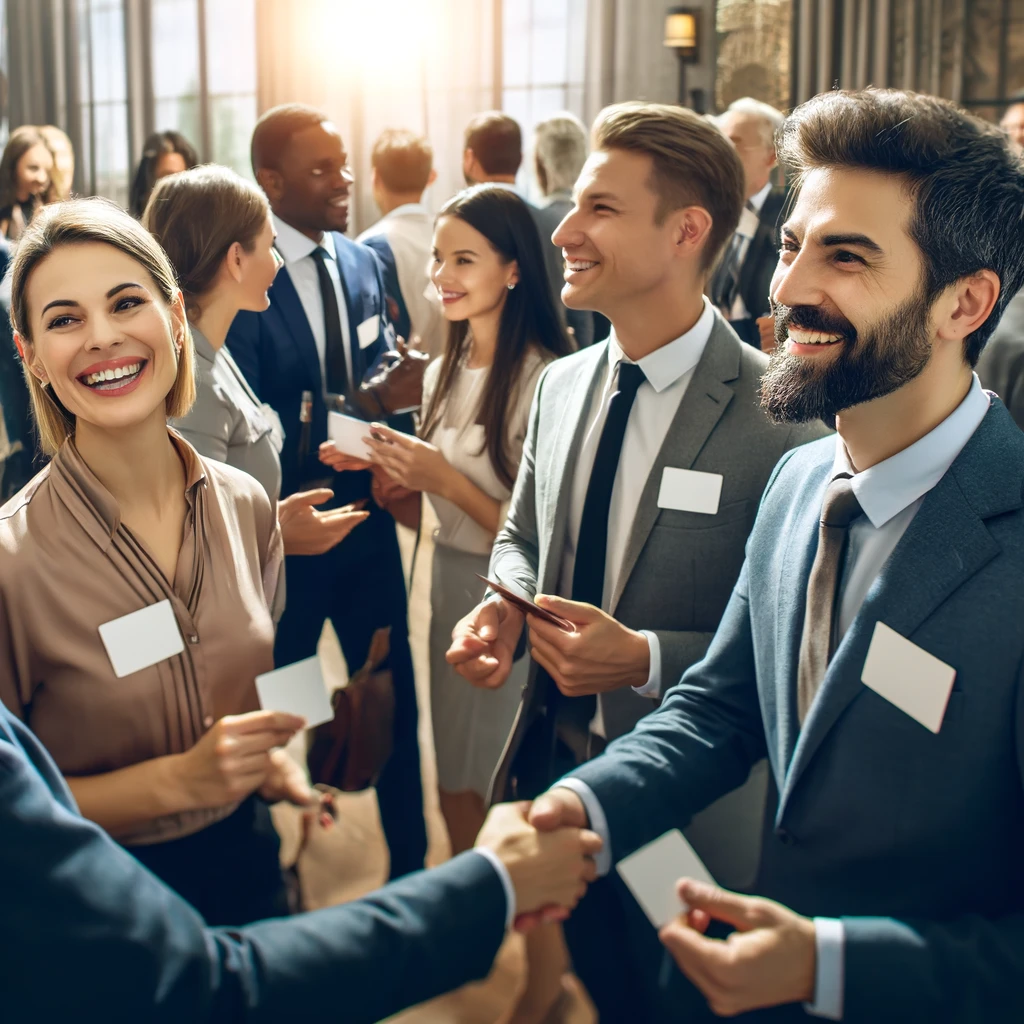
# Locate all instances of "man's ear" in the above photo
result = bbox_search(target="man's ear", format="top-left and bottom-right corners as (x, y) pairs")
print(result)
(463, 148), (475, 178)
(673, 206), (714, 262)
(255, 167), (283, 205)
(935, 269), (1001, 344)
(427, 167), (438, 187)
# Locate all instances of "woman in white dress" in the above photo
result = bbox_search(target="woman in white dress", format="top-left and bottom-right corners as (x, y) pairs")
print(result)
(324, 184), (572, 852)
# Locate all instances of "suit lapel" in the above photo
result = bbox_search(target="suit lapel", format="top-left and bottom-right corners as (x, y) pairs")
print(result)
(332, 232), (365, 381)
(269, 266), (322, 390)
(610, 317), (740, 613)
(539, 346), (608, 594)
(778, 405), (1018, 815)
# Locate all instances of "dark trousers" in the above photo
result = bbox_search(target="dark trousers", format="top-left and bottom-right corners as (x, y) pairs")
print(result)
(126, 795), (289, 927)
(274, 506), (427, 879)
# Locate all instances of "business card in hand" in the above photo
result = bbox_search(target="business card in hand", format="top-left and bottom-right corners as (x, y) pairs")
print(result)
(328, 411), (373, 460)
(617, 829), (716, 928)
(255, 656), (334, 729)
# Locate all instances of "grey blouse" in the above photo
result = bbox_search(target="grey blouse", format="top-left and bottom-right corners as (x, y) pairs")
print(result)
(172, 325), (284, 504)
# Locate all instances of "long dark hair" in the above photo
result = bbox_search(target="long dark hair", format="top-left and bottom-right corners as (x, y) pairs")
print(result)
(0, 126), (58, 227)
(421, 184), (572, 489)
(128, 131), (199, 218)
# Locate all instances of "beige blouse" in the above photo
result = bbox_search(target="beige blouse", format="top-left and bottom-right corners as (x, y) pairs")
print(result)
(0, 430), (282, 845)
(423, 347), (549, 555)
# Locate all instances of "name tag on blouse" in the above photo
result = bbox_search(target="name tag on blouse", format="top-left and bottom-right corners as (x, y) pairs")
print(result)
(98, 599), (185, 678)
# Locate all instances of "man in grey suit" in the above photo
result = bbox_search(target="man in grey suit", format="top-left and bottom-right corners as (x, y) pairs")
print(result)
(529, 90), (1024, 1021)
(448, 102), (825, 1018)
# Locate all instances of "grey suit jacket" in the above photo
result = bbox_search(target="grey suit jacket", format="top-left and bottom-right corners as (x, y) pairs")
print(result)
(488, 313), (828, 882)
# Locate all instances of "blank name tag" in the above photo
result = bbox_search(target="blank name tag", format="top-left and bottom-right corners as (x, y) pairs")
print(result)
(356, 314), (380, 349)
(256, 656), (334, 728)
(617, 829), (716, 928)
(861, 621), (956, 733)
(657, 467), (723, 515)
(98, 599), (185, 679)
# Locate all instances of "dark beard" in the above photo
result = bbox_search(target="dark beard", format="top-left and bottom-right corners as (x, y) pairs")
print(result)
(759, 291), (933, 425)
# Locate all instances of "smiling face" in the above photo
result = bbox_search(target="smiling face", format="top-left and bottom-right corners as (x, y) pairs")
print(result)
(16, 143), (54, 203)
(263, 121), (353, 237)
(553, 148), (701, 320)
(760, 166), (937, 422)
(430, 214), (517, 322)
(18, 242), (186, 435)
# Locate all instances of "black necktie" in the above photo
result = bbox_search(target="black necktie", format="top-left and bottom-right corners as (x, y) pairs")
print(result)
(310, 247), (349, 397)
(710, 200), (758, 311)
(572, 361), (647, 606)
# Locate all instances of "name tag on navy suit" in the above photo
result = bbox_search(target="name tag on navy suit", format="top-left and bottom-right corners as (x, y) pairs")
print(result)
(657, 467), (723, 515)
(861, 621), (956, 733)
(356, 314), (380, 349)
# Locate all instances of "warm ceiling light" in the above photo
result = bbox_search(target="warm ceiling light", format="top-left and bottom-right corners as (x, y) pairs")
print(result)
(664, 9), (698, 51)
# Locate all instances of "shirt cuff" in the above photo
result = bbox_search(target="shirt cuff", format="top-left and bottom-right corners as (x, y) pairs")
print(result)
(552, 779), (612, 878)
(632, 630), (661, 698)
(804, 917), (844, 1020)
(472, 847), (516, 931)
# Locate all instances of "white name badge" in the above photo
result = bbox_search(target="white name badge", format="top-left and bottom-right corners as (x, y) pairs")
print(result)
(617, 829), (716, 928)
(255, 656), (334, 728)
(356, 314), (380, 349)
(327, 410), (373, 459)
(861, 621), (956, 733)
(657, 467), (723, 515)
(98, 599), (185, 679)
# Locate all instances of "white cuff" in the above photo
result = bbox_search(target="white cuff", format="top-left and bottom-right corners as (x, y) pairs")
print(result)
(552, 778), (612, 878)
(472, 847), (516, 931)
(632, 631), (662, 697)
(804, 917), (844, 1019)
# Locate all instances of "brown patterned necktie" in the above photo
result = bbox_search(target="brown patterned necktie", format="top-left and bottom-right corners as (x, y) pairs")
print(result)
(796, 472), (864, 723)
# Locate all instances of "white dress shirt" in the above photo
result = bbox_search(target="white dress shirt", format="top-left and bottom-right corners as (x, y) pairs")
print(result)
(559, 374), (991, 1019)
(558, 298), (715, 704)
(273, 215), (354, 391)
(728, 181), (773, 320)
(357, 203), (445, 358)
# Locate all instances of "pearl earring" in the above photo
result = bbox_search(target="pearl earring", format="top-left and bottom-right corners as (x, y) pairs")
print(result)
(507, 282), (516, 291)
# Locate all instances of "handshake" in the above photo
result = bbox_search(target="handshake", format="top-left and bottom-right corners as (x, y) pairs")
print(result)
(474, 788), (596, 929)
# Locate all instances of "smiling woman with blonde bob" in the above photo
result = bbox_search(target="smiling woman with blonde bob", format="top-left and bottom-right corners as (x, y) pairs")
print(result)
(0, 197), (314, 926)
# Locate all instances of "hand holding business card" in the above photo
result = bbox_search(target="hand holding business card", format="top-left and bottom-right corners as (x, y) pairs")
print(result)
(255, 656), (335, 729)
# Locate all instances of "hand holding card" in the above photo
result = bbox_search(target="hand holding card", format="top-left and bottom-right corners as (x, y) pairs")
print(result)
(475, 575), (576, 633)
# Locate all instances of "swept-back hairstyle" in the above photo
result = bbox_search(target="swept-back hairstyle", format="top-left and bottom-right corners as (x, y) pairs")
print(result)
(533, 113), (588, 195)
(421, 184), (572, 488)
(778, 88), (1024, 366)
(9, 197), (195, 455)
(128, 130), (199, 218)
(143, 164), (269, 320)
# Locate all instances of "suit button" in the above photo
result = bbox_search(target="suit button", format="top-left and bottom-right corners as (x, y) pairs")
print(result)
(776, 827), (795, 846)
(188, 633), (199, 644)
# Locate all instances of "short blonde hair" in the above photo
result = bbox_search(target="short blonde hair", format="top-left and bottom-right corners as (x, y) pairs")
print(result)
(593, 102), (745, 270)
(9, 197), (196, 455)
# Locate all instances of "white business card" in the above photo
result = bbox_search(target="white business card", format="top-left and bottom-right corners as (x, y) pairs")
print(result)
(328, 411), (373, 460)
(98, 599), (185, 679)
(861, 621), (956, 734)
(255, 656), (334, 728)
(657, 467), (723, 515)
(356, 314), (380, 349)
(617, 829), (716, 928)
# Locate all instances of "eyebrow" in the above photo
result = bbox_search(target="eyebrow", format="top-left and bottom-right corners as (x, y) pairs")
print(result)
(782, 224), (884, 254)
(41, 282), (143, 316)
(580, 191), (621, 204)
(453, 249), (479, 256)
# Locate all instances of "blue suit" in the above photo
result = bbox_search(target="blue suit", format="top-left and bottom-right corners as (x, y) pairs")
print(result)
(570, 400), (1024, 1021)
(0, 700), (506, 1022)
(226, 233), (427, 878)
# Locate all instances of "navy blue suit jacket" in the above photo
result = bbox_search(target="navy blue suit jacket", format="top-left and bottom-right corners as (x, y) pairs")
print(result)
(226, 233), (393, 501)
(0, 699), (506, 1021)
(571, 400), (1024, 1021)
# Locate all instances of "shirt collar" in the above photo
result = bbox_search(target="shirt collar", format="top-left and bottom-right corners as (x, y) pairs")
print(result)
(188, 324), (215, 366)
(50, 431), (207, 543)
(384, 202), (428, 219)
(272, 214), (336, 264)
(749, 181), (773, 213)
(606, 297), (715, 394)
(835, 373), (991, 528)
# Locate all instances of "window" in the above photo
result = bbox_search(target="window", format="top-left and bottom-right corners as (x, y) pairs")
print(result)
(151, 0), (203, 150)
(204, 0), (258, 176)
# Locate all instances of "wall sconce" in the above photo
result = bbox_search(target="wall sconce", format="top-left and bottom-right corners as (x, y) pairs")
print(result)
(664, 7), (703, 112)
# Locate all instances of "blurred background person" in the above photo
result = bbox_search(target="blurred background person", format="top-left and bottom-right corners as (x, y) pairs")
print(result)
(327, 185), (572, 854)
(0, 198), (314, 926)
(38, 125), (75, 200)
(1000, 91), (1024, 152)
(145, 164), (369, 564)
(463, 111), (587, 345)
(358, 129), (445, 357)
(227, 104), (428, 880)
(128, 130), (199, 218)
(710, 97), (786, 348)
(531, 113), (595, 348)
(0, 125), (57, 241)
